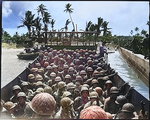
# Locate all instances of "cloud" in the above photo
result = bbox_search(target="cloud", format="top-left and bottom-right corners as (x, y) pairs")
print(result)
(2, 1), (12, 17)
(18, 11), (24, 18)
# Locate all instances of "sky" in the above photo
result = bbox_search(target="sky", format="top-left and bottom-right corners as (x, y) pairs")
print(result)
(2, 1), (149, 37)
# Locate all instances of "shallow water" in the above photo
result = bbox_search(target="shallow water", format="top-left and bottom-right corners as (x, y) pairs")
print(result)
(108, 51), (149, 100)
(1, 48), (149, 100)
(1, 48), (33, 88)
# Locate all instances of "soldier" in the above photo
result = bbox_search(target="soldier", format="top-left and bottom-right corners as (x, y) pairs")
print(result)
(1, 101), (15, 118)
(116, 103), (138, 119)
(61, 91), (73, 100)
(73, 87), (90, 118)
(66, 82), (76, 99)
(44, 65), (52, 78)
(103, 80), (113, 98)
(50, 72), (56, 85)
(64, 74), (72, 84)
(79, 106), (108, 119)
(94, 87), (105, 104)
(104, 87), (119, 114)
(62, 64), (69, 80)
(53, 81), (66, 110)
(89, 79), (99, 93)
(80, 70), (88, 83)
(35, 62), (41, 69)
(84, 91), (103, 109)
(86, 67), (93, 79)
(43, 86), (52, 95)
(29, 93), (56, 119)
(21, 82), (33, 102)
(30, 68), (38, 76)
(54, 97), (75, 119)
(75, 75), (83, 85)
(37, 68), (45, 78)
(10, 85), (21, 103)
(52, 76), (62, 93)
(12, 92), (28, 118)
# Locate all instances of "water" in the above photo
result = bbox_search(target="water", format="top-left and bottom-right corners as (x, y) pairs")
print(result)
(108, 51), (149, 100)
(1, 48), (149, 100)
(1, 48), (33, 88)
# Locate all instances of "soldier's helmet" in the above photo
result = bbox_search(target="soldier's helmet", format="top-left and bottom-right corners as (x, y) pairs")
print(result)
(90, 91), (99, 99)
(96, 67), (102, 72)
(30, 68), (38, 73)
(61, 91), (72, 98)
(82, 84), (89, 89)
(105, 80), (113, 86)
(35, 63), (41, 67)
(110, 86), (119, 94)
(115, 95), (127, 106)
(21, 82), (28, 87)
(67, 82), (75, 90)
(50, 72), (56, 77)
(58, 81), (66, 89)
(35, 74), (43, 81)
(94, 87), (103, 96)
(3, 101), (14, 111)
(65, 74), (71, 79)
(55, 76), (62, 82)
(28, 74), (35, 80)
(81, 87), (89, 94)
(64, 64), (69, 69)
(87, 67), (93, 72)
(80, 70), (86, 75)
(91, 79), (99, 85)
(44, 86), (52, 94)
(68, 67), (74, 72)
(38, 68), (44, 73)
(36, 81), (43, 87)
(17, 92), (26, 99)
(36, 87), (44, 93)
(75, 75), (83, 81)
(29, 93), (56, 115)
(60, 97), (73, 109)
(44, 62), (49, 68)
(12, 85), (21, 91)
(121, 103), (135, 113)
(46, 65), (52, 70)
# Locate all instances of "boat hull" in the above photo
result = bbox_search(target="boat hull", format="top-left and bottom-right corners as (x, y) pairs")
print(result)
(17, 52), (39, 60)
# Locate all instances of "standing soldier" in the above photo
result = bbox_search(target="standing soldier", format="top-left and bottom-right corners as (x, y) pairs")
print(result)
(52, 76), (62, 93)
(103, 80), (113, 98)
(66, 82), (76, 100)
(62, 64), (69, 81)
(89, 79), (99, 93)
(94, 87), (105, 104)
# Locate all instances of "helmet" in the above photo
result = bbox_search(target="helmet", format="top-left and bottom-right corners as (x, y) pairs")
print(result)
(79, 106), (107, 119)
(96, 67), (102, 72)
(110, 87), (119, 94)
(78, 65), (84, 71)
(38, 68), (44, 73)
(35, 63), (41, 67)
(35, 74), (43, 81)
(67, 82), (75, 90)
(36, 81), (43, 87)
(65, 74), (71, 79)
(44, 62), (49, 68)
(17, 92), (26, 98)
(75, 75), (83, 81)
(70, 63), (74, 67)
(50, 72), (56, 77)
(28, 74), (35, 80)
(61, 91), (72, 98)
(80, 70), (86, 75)
(102, 76), (109, 81)
(87, 67), (93, 72)
(55, 76), (62, 82)
(12, 85), (21, 91)
(91, 79), (99, 85)
(64, 64), (69, 69)
(21, 82), (28, 87)
(115, 95), (127, 105)
(121, 103), (135, 113)
(52, 65), (58, 69)
(36, 88), (44, 93)
(68, 67), (74, 72)
(44, 86), (52, 94)
(87, 60), (92, 66)
(30, 68), (38, 73)
(105, 80), (113, 86)
(81, 87), (89, 93)
(94, 87), (103, 96)
(82, 84), (89, 89)
(58, 81), (66, 89)
(90, 91), (98, 99)
(3, 101), (14, 111)
(29, 93), (56, 115)
(92, 71), (100, 77)
(60, 97), (73, 109)
(46, 65), (52, 70)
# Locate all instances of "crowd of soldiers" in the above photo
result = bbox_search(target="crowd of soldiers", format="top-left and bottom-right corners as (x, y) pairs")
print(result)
(0, 47), (148, 119)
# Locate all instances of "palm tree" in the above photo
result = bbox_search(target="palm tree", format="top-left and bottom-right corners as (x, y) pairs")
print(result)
(64, 19), (71, 32)
(51, 19), (55, 31)
(36, 4), (47, 18)
(33, 17), (42, 38)
(135, 27), (139, 33)
(101, 21), (112, 36)
(17, 11), (35, 38)
(95, 17), (103, 38)
(64, 3), (75, 31)
(85, 21), (92, 31)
